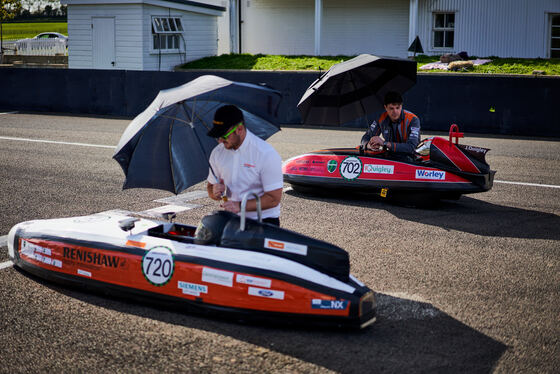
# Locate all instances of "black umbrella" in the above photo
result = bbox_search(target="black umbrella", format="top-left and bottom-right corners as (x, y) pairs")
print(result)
(297, 54), (417, 126)
(113, 75), (282, 194)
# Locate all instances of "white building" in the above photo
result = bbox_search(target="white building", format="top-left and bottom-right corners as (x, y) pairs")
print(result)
(62, 0), (225, 71)
(218, 0), (560, 59)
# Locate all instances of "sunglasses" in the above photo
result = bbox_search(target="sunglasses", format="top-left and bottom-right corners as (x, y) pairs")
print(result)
(220, 122), (242, 140)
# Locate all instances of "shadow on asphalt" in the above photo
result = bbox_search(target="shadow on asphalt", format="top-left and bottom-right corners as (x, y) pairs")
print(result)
(285, 189), (560, 240)
(17, 266), (506, 374)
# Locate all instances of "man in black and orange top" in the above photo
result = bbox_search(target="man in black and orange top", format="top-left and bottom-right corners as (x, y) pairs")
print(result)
(361, 91), (421, 154)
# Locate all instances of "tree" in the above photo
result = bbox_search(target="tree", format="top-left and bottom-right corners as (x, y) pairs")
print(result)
(1, 0), (22, 21)
(1, 0), (23, 59)
(20, 0), (61, 16)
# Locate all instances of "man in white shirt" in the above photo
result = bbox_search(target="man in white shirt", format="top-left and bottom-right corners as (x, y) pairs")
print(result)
(206, 105), (283, 226)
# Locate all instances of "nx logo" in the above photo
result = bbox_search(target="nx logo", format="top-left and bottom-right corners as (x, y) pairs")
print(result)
(312, 299), (349, 310)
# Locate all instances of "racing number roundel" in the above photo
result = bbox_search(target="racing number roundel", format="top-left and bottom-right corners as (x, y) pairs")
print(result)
(142, 246), (174, 286)
(339, 156), (362, 180)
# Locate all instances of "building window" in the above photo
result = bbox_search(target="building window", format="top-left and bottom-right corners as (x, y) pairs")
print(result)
(151, 16), (183, 52)
(552, 14), (560, 58)
(433, 12), (454, 49)
(153, 34), (180, 50)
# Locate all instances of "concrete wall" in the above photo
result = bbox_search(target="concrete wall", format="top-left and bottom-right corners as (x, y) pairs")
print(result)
(0, 68), (558, 137)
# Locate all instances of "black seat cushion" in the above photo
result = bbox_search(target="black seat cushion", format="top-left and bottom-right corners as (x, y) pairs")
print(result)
(220, 217), (350, 281)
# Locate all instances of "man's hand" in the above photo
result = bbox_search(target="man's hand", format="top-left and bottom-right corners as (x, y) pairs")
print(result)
(367, 136), (385, 150)
(207, 179), (226, 201)
(212, 179), (226, 200)
(221, 200), (240, 213)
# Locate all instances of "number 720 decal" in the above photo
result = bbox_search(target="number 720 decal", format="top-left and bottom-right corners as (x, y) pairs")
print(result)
(142, 246), (175, 286)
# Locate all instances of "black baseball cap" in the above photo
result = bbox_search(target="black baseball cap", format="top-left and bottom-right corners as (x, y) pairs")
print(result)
(207, 105), (244, 138)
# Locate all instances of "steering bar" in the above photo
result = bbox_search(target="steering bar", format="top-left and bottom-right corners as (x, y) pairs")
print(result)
(240, 192), (262, 231)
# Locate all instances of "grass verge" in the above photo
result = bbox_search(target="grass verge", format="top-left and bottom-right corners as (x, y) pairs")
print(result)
(178, 54), (353, 71)
(179, 54), (560, 76)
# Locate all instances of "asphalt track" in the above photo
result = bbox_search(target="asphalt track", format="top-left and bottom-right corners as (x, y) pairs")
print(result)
(0, 112), (559, 373)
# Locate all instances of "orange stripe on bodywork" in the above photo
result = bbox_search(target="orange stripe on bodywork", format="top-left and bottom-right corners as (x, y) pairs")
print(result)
(126, 240), (146, 248)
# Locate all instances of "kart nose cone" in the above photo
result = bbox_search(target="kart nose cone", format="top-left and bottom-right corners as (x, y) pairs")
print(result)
(7, 224), (20, 260)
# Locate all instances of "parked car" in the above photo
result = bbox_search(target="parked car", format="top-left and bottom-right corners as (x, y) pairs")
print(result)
(19, 32), (68, 47)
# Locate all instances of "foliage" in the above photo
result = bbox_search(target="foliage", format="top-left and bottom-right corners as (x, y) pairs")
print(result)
(11, 1), (66, 19)
(178, 53), (560, 76)
(0, 21), (66, 39)
(1, 0), (22, 22)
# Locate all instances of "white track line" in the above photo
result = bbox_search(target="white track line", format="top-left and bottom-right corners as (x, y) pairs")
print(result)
(0, 136), (114, 149)
(0, 261), (13, 270)
(495, 180), (560, 189)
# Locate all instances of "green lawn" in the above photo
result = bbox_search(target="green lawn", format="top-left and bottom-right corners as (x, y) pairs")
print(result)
(1, 22), (67, 40)
(178, 53), (353, 71)
(179, 53), (560, 76)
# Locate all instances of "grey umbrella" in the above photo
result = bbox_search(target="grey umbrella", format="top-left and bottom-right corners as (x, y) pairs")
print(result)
(113, 75), (282, 194)
(297, 54), (417, 126)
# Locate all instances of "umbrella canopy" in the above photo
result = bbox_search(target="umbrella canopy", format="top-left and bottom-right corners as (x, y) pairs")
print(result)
(113, 75), (282, 194)
(297, 54), (417, 126)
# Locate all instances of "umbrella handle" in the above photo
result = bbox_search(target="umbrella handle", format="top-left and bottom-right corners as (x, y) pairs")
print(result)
(240, 192), (262, 231)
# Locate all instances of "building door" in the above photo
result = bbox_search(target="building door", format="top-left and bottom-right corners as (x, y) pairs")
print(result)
(92, 17), (116, 69)
(551, 14), (560, 58)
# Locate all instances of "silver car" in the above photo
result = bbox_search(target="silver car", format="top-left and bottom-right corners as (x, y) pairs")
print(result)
(29, 32), (68, 47)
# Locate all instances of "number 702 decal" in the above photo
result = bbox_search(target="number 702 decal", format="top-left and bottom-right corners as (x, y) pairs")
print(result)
(340, 156), (363, 181)
(142, 246), (175, 286)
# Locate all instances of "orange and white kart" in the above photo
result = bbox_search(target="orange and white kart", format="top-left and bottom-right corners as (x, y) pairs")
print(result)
(8, 194), (376, 329)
